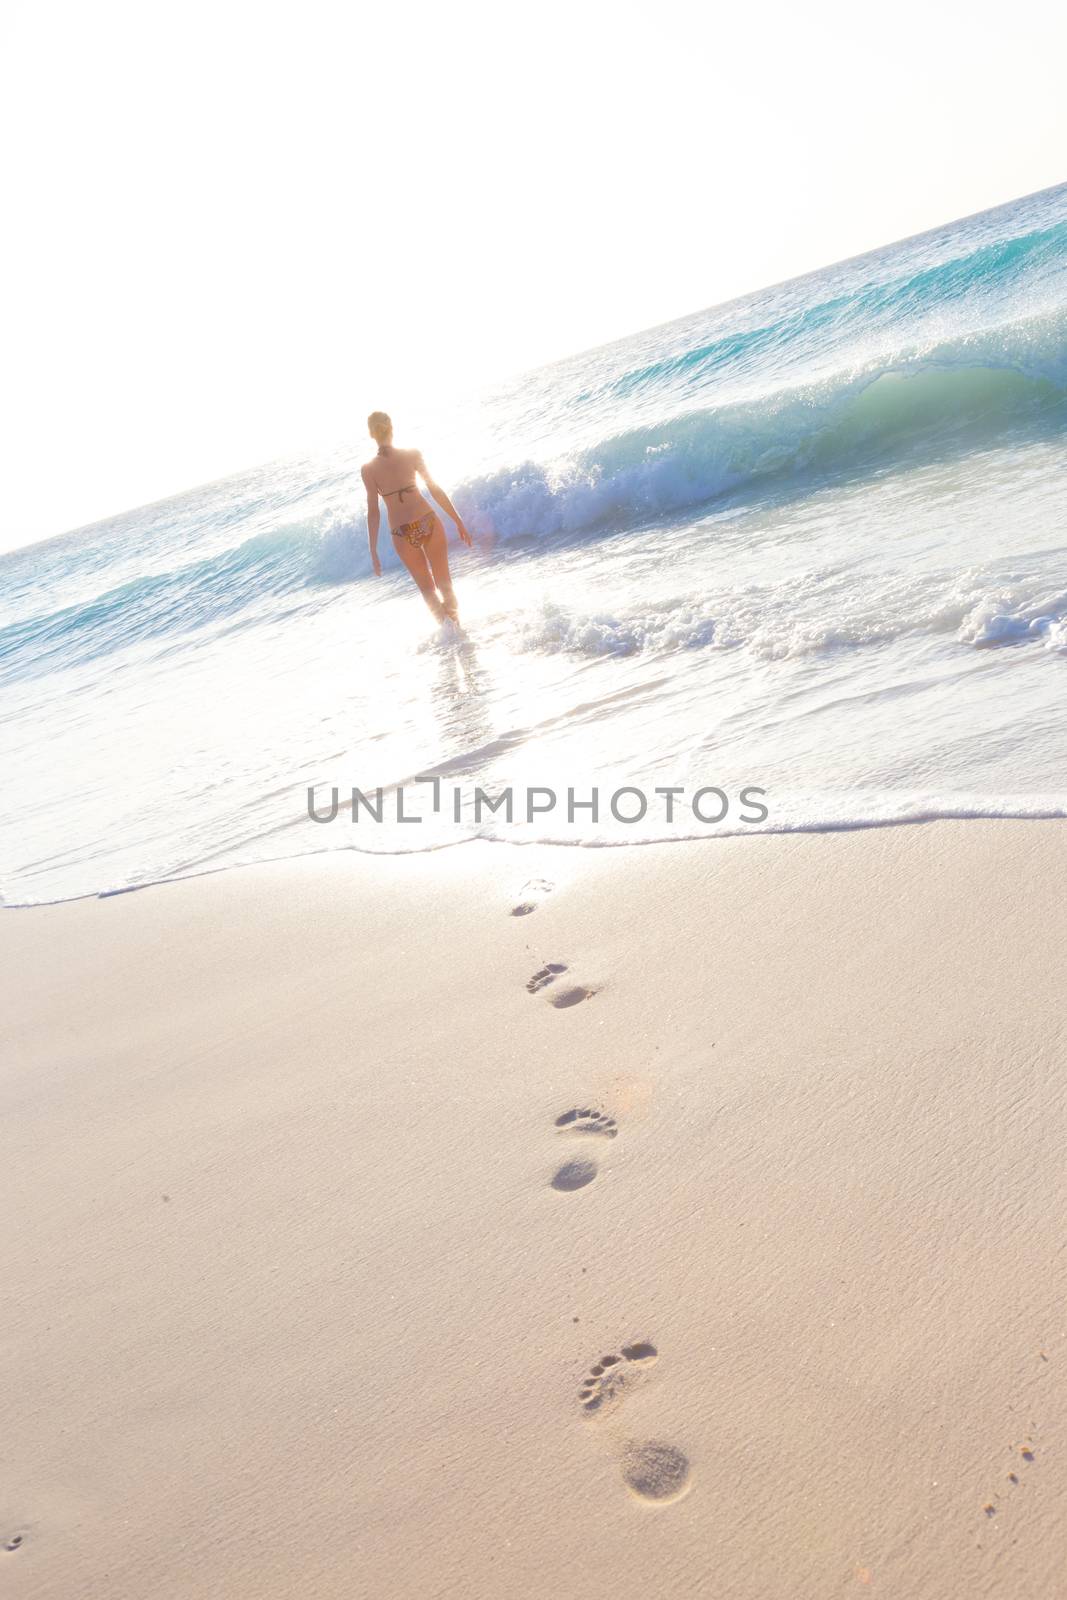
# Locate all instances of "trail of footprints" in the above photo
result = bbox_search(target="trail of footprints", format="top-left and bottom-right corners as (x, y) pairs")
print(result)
(511, 877), (1048, 1523)
(511, 879), (691, 1507)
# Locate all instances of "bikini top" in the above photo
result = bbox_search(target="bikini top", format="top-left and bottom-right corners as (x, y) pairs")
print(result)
(376, 447), (415, 503)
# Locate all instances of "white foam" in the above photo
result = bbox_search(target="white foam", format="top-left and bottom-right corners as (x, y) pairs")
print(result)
(958, 587), (1067, 648)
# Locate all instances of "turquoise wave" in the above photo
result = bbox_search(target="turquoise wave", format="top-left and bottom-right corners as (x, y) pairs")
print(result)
(3, 186), (1066, 686)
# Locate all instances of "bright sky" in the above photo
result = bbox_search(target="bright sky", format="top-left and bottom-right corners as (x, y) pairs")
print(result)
(1, 0), (1065, 553)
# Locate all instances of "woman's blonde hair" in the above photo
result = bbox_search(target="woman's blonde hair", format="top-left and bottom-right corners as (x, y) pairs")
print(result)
(367, 411), (392, 443)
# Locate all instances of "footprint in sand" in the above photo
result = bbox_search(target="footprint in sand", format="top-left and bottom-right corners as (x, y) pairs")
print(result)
(526, 963), (597, 1007)
(550, 1107), (618, 1190)
(620, 1441), (692, 1505)
(577, 1342), (658, 1414)
(511, 878), (554, 916)
(527, 962), (568, 993)
(551, 1158), (599, 1192)
(550, 984), (595, 1008)
(555, 1107), (618, 1138)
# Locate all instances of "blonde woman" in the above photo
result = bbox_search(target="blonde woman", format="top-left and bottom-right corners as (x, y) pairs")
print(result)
(361, 412), (472, 621)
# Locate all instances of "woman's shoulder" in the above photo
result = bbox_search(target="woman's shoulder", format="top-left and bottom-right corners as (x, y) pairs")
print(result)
(383, 444), (422, 473)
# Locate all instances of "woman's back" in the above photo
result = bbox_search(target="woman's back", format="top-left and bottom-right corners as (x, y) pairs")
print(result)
(367, 444), (422, 503)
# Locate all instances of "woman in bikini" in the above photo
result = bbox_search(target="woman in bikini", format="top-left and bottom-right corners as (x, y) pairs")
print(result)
(361, 411), (472, 621)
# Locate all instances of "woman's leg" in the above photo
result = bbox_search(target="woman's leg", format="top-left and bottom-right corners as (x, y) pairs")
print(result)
(392, 533), (445, 618)
(424, 518), (458, 619)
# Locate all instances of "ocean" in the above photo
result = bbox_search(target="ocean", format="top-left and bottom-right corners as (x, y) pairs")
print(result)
(3, 182), (1067, 904)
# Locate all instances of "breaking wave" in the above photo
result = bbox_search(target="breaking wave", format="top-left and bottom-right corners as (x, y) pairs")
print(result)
(5, 305), (1066, 683)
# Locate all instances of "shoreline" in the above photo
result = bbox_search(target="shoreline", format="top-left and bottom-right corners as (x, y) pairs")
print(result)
(7, 805), (1067, 913)
(3, 820), (1064, 1598)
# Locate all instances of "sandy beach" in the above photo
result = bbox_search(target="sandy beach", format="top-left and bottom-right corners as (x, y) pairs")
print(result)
(2, 820), (1064, 1598)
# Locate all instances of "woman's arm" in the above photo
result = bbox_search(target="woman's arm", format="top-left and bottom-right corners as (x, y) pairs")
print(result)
(361, 465), (383, 575)
(416, 452), (473, 545)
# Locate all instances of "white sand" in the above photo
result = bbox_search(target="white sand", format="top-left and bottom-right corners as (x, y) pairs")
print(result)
(2, 821), (1064, 1598)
